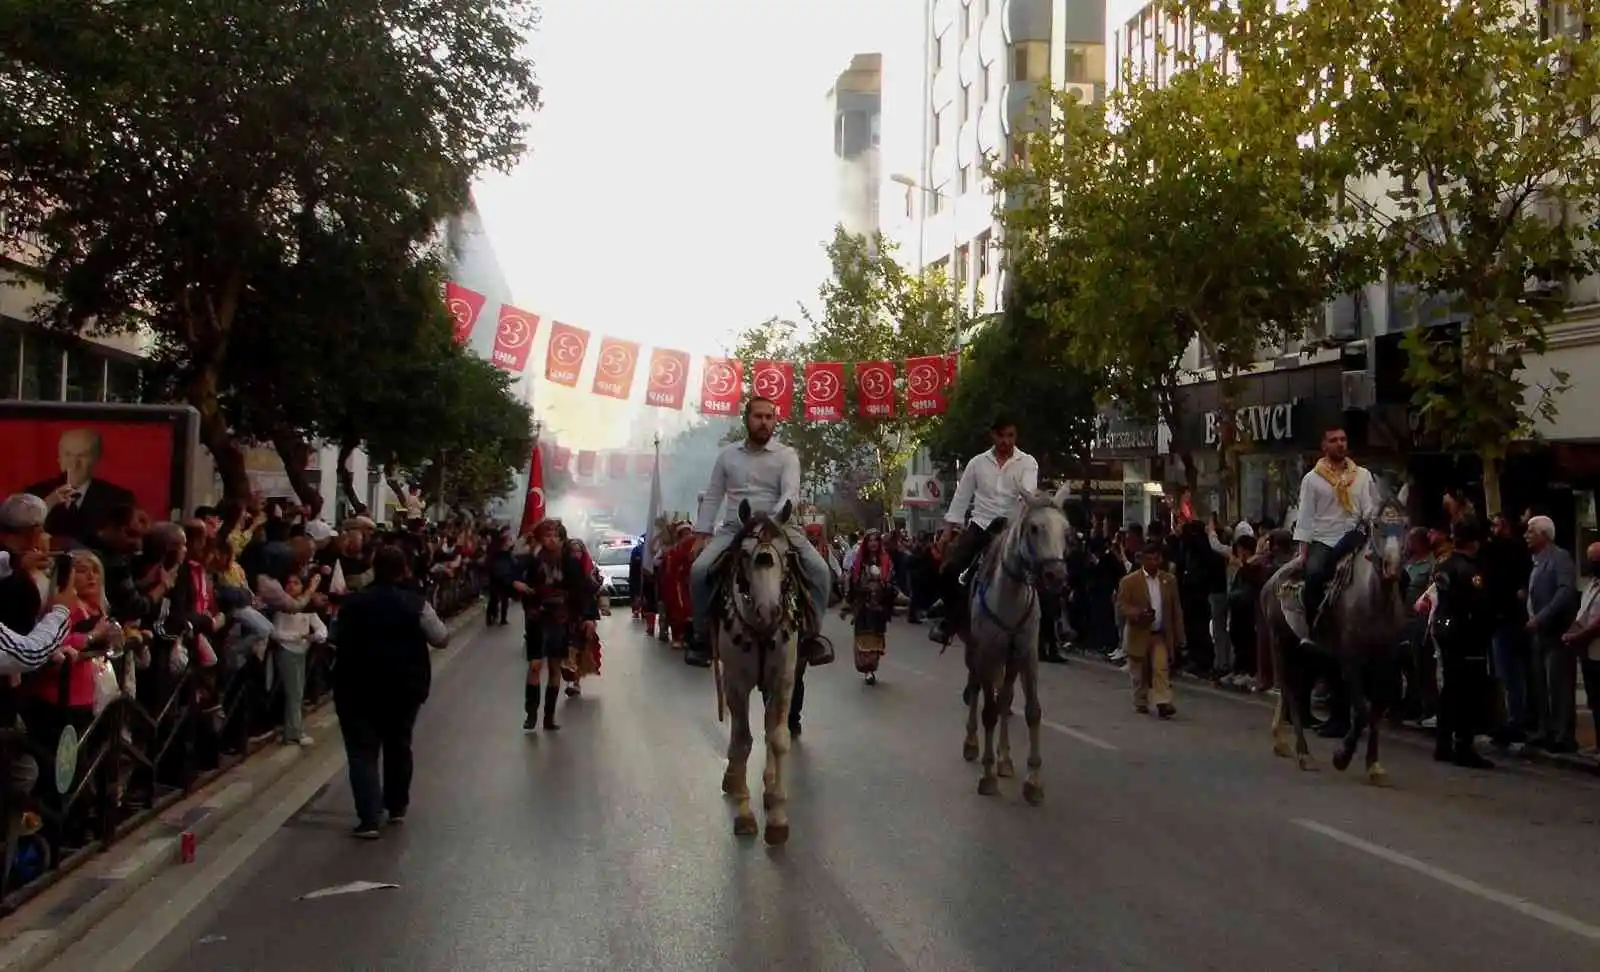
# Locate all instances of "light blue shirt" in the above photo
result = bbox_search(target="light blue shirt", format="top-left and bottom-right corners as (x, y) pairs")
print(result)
(694, 438), (802, 535)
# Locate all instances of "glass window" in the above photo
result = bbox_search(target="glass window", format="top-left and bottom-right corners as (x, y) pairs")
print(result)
(960, 83), (971, 124)
(20, 333), (63, 401)
(934, 34), (945, 70)
(105, 356), (143, 403)
(933, 108), (943, 146)
(958, 165), (971, 195)
(976, 230), (992, 277)
(1064, 46), (1090, 84)
(64, 347), (103, 402)
(1012, 42), (1050, 83)
(0, 327), (20, 399)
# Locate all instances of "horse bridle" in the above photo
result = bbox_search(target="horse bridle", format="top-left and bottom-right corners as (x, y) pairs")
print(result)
(1363, 502), (1408, 585)
(725, 524), (797, 645)
(978, 510), (1068, 636)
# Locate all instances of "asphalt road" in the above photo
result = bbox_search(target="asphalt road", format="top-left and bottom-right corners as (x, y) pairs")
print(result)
(89, 610), (1600, 971)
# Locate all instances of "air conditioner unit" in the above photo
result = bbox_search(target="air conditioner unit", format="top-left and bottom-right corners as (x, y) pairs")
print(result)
(1341, 369), (1376, 411)
(1061, 82), (1095, 104)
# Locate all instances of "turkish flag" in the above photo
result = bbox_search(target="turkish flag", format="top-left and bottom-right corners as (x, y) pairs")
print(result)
(855, 360), (896, 419)
(591, 337), (640, 400)
(645, 348), (690, 410)
(444, 282), (487, 345)
(803, 362), (845, 422)
(490, 304), (539, 373)
(544, 322), (591, 386)
(576, 450), (597, 478)
(751, 360), (794, 420)
(905, 354), (949, 415)
(699, 357), (743, 416)
(517, 442), (546, 537)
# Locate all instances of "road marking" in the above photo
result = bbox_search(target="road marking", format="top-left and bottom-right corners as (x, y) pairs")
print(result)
(1293, 819), (1600, 942)
(882, 660), (936, 680)
(1042, 719), (1118, 751)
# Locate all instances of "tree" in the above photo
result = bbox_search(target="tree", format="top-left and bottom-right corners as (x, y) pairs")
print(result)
(995, 62), (1351, 516)
(1196, 0), (1600, 512)
(728, 229), (975, 515)
(0, 0), (540, 501)
(924, 279), (1100, 481)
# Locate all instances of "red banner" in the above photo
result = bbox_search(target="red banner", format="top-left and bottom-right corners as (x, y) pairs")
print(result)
(699, 357), (744, 416)
(632, 452), (653, 476)
(804, 362), (845, 422)
(855, 360), (896, 419)
(444, 282), (487, 345)
(751, 361), (794, 420)
(490, 304), (539, 373)
(591, 337), (640, 400)
(517, 441), (546, 537)
(645, 348), (690, 410)
(576, 450), (597, 478)
(905, 354), (949, 415)
(606, 453), (628, 478)
(551, 446), (572, 472)
(544, 322), (591, 386)
(944, 349), (960, 389)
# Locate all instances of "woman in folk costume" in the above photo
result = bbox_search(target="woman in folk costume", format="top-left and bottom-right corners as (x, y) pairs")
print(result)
(511, 518), (599, 731)
(846, 530), (896, 683)
(561, 538), (604, 695)
(660, 521), (697, 648)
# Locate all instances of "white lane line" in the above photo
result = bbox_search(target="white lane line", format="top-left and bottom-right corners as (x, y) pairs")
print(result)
(1293, 819), (1600, 943)
(1042, 719), (1118, 751)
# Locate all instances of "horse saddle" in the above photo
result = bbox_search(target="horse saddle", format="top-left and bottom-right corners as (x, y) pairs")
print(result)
(1277, 550), (1359, 622)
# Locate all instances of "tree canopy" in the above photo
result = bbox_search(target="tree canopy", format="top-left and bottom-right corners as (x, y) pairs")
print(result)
(0, 0), (542, 508)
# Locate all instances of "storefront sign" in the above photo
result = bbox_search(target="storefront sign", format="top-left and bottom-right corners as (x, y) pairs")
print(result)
(1091, 411), (1163, 456)
(1204, 398), (1301, 446)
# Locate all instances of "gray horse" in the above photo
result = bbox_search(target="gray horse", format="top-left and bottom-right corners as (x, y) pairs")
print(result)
(1261, 500), (1410, 784)
(959, 485), (1073, 805)
(713, 499), (802, 845)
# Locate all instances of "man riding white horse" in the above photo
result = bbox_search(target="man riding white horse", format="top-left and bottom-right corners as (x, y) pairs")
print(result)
(689, 396), (835, 667)
(929, 413), (1040, 646)
(1287, 425), (1382, 651)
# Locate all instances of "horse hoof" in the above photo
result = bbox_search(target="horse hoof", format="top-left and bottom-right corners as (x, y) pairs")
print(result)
(764, 822), (790, 846)
(733, 814), (758, 837)
(1272, 740), (1294, 759)
(1022, 781), (1044, 806)
(977, 775), (1000, 796)
(1296, 753), (1318, 772)
(962, 741), (979, 762)
(1366, 764), (1391, 787)
(997, 758), (1015, 778)
(1332, 750), (1353, 772)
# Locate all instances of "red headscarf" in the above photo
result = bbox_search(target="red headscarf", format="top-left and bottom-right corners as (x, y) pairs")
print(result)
(850, 534), (892, 586)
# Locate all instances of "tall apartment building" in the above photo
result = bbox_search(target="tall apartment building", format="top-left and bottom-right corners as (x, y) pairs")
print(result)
(888, 0), (1105, 317)
(827, 53), (883, 241)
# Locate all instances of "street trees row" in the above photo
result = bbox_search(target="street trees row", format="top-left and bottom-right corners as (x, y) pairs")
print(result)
(0, 0), (542, 512)
(729, 229), (976, 517)
(993, 0), (1600, 512)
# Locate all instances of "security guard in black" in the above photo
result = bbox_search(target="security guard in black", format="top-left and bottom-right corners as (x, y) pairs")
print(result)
(1431, 515), (1495, 769)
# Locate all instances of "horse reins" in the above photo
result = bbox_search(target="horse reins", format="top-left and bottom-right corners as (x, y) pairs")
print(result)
(976, 515), (1066, 638)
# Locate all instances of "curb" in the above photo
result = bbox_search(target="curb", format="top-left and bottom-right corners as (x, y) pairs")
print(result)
(1070, 648), (1600, 778)
(0, 602), (486, 972)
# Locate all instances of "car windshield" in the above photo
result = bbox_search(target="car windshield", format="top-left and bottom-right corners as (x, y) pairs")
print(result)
(593, 545), (632, 567)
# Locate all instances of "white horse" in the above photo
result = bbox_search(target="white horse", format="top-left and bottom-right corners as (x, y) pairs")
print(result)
(960, 486), (1073, 805)
(713, 499), (802, 845)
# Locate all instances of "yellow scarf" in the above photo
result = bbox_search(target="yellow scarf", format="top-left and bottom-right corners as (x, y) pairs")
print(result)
(1313, 457), (1360, 514)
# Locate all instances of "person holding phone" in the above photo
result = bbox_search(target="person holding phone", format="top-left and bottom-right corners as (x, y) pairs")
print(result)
(23, 551), (121, 711)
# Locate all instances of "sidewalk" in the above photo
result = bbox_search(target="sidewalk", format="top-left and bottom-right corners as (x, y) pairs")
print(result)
(0, 603), (486, 972)
(1073, 644), (1600, 778)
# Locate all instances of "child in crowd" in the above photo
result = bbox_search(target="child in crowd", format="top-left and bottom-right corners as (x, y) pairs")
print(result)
(271, 572), (327, 746)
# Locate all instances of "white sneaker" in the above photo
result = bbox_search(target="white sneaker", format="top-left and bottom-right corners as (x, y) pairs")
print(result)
(296, 735), (314, 747)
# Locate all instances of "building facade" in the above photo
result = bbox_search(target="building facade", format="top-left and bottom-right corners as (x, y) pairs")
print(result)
(827, 54), (883, 241)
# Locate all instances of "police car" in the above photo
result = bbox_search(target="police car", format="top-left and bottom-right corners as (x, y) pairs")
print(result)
(592, 534), (639, 602)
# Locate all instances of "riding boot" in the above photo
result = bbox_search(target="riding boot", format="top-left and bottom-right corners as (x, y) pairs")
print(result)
(523, 683), (539, 730)
(1283, 600), (1317, 651)
(542, 683), (561, 730)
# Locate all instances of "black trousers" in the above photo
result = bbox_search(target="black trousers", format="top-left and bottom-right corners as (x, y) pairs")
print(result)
(939, 523), (993, 627)
(1304, 529), (1364, 623)
(486, 583), (512, 623)
(788, 659), (808, 730)
(1437, 649), (1492, 752)
(338, 699), (422, 826)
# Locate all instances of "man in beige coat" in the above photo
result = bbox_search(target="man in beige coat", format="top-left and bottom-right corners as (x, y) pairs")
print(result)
(1116, 541), (1186, 718)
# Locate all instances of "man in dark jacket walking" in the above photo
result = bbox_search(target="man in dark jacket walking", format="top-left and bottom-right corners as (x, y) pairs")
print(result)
(333, 545), (451, 838)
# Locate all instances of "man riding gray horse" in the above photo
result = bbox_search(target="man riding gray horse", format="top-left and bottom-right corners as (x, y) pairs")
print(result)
(689, 396), (834, 669)
(1285, 425), (1382, 651)
(929, 414), (1040, 647)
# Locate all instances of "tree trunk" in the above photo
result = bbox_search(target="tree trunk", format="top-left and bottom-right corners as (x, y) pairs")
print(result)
(1482, 454), (1503, 518)
(336, 439), (367, 514)
(189, 363), (250, 506)
(269, 427), (322, 508)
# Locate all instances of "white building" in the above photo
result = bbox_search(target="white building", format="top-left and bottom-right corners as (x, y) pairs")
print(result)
(827, 53), (883, 241)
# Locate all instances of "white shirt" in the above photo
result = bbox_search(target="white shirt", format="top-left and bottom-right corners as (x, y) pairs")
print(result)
(1574, 579), (1600, 630)
(945, 448), (1040, 530)
(1144, 572), (1163, 632)
(1292, 463), (1379, 547)
(693, 438), (802, 535)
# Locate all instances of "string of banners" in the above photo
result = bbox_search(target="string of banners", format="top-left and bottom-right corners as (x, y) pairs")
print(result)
(444, 281), (962, 420)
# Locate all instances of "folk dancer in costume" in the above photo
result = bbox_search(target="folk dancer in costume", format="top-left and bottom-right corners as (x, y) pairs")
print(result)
(846, 529), (896, 684)
(629, 536), (645, 621)
(562, 538), (604, 696)
(689, 396), (836, 668)
(928, 414), (1040, 646)
(1285, 425), (1381, 652)
(511, 518), (599, 731)
(661, 521), (696, 648)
